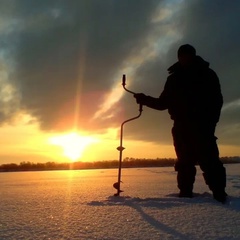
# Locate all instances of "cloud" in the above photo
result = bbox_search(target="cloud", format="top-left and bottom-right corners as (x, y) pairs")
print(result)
(1, 0), (161, 131)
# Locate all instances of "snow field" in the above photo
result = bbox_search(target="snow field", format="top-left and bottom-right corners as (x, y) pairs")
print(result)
(0, 164), (240, 239)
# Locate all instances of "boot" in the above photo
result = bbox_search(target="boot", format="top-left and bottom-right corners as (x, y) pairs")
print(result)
(202, 167), (227, 203)
(213, 190), (228, 203)
(177, 165), (196, 198)
(179, 190), (193, 198)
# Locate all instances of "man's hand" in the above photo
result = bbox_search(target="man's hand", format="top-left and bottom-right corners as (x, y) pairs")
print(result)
(134, 93), (148, 105)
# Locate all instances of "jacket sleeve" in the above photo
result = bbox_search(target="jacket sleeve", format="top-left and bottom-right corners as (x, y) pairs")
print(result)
(144, 78), (171, 111)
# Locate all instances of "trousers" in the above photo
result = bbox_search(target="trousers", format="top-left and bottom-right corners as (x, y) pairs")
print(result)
(172, 122), (226, 193)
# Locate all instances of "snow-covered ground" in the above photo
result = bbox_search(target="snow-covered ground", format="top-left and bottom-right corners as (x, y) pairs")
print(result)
(0, 164), (240, 240)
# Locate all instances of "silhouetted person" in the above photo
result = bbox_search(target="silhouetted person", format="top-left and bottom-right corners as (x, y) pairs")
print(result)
(134, 44), (227, 203)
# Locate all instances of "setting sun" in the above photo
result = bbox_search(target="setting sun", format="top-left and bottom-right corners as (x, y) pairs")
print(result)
(48, 132), (98, 161)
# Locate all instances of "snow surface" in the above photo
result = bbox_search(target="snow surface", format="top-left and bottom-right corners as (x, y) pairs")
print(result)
(0, 164), (240, 240)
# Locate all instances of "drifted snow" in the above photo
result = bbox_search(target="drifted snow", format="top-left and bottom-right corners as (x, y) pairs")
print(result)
(0, 164), (240, 240)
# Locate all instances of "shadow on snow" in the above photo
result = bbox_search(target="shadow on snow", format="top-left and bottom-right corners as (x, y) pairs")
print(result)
(87, 193), (240, 240)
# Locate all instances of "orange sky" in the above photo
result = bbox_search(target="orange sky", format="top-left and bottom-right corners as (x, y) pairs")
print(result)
(0, 1), (239, 164)
(0, 112), (239, 164)
(0, 114), (175, 164)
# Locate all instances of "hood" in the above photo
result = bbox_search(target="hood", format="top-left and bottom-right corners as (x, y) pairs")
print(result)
(168, 56), (210, 74)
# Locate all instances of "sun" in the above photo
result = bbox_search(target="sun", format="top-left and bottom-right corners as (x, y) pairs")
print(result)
(48, 132), (98, 161)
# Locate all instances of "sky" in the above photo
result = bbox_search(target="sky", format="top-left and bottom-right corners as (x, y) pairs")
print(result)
(0, 0), (239, 164)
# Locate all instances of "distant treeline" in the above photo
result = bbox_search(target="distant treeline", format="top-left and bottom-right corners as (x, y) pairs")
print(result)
(0, 156), (240, 172)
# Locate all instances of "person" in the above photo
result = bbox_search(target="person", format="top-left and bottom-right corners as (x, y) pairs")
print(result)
(134, 44), (227, 203)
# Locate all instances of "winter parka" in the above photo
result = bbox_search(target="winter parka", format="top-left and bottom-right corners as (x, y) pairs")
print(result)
(144, 56), (223, 126)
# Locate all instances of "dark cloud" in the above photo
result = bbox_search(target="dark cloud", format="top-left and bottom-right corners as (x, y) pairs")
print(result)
(2, 0), (160, 130)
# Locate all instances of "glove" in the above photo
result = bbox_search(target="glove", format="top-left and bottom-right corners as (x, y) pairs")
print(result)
(134, 93), (148, 105)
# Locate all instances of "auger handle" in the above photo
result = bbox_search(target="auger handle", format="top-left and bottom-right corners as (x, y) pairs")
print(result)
(122, 74), (143, 113)
(122, 74), (135, 95)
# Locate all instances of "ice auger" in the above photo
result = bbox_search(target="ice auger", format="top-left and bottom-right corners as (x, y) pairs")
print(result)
(113, 74), (143, 196)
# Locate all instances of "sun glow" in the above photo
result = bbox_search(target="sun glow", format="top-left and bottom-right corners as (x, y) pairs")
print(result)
(48, 132), (98, 161)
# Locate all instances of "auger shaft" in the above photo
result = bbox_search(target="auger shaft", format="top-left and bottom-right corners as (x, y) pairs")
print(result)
(113, 74), (143, 196)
